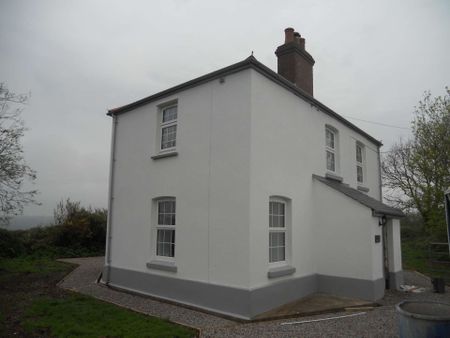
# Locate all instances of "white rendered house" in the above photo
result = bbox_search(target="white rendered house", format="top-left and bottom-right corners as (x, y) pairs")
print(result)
(102, 28), (404, 320)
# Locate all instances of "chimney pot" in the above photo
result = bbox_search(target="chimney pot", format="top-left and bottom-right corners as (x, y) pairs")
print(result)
(293, 32), (301, 45)
(275, 28), (315, 96)
(299, 37), (305, 49)
(284, 27), (295, 43)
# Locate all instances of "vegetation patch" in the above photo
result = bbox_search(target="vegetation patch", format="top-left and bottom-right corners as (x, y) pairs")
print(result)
(0, 257), (71, 274)
(402, 239), (430, 275)
(23, 294), (196, 338)
(0, 257), (197, 337)
(401, 214), (450, 282)
(0, 199), (107, 259)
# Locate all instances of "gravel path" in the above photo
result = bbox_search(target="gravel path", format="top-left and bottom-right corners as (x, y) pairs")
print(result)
(58, 257), (450, 337)
(58, 257), (235, 332)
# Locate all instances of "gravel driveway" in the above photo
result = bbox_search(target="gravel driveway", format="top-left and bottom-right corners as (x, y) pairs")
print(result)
(58, 257), (450, 337)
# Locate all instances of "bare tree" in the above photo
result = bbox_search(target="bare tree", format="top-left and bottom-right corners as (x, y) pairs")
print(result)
(53, 198), (82, 225)
(382, 88), (450, 240)
(0, 83), (38, 225)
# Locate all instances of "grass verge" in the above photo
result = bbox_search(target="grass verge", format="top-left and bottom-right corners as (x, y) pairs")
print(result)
(0, 256), (197, 337)
(401, 240), (430, 274)
(0, 256), (71, 274)
(23, 294), (196, 337)
(402, 239), (450, 281)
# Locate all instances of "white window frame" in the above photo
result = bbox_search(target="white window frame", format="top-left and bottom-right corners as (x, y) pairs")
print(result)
(269, 197), (290, 266)
(325, 126), (339, 174)
(356, 142), (365, 185)
(153, 197), (176, 261)
(159, 104), (177, 152)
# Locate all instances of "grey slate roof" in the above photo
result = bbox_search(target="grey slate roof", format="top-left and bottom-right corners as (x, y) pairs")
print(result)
(108, 56), (382, 147)
(313, 174), (405, 218)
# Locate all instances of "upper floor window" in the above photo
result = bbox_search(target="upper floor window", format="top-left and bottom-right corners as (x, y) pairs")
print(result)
(356, 143), (365, 184)
(269, 198), (287, 263)
(325, 127), (338, 173)
(155, 198), (176, 258)
(160, 105), (177, 150)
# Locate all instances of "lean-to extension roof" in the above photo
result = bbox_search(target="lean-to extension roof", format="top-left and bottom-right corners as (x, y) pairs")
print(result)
(313, 174), (405, 218)
(108, 56), (382, 147)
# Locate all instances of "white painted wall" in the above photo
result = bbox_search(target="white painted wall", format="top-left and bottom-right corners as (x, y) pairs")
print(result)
(108, 66), (387, 292)
(312, 181), (384, 280)
(386, 218), (403, 273)
(248, 69), (383, 287)
(109, 69), (252, 288)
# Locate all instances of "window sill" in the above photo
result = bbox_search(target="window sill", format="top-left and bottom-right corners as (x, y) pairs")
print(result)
(146, 260), (177, 272)
(357, 185), (370, 193)
(325, 172), (343, 182)
(267, 265), (296, 279)
(151, 151), (178, 160)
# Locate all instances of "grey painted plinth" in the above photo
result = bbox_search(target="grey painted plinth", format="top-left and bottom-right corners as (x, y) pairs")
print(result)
(389, 270), (404, 290)
(104, 266), (385, 319)
(318, 274), (385, 301)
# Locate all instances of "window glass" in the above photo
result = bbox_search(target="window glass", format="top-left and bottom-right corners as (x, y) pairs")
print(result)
(161, 125), (177, 149)
(356, 145), (363, 163)
(326, 129), (335, 149)
(156, 199), (176, 258)
(326, 151), (335, 172)
(356, 143), (364, 184)
(156, 229), (175, 257)
(269, 201), (285, 228)
(162, 106), (177, 123)
(357, 165), (363, 183)
(269, 200), (287, 263)
(269, 232), (286, 263)
(325, 127), (337, 173)
(159, 104), (177, 151)
(158, 200), (176, 225)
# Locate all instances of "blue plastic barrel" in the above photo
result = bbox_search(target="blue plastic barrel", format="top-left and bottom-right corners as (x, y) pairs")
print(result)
(397, 301), (450, 338)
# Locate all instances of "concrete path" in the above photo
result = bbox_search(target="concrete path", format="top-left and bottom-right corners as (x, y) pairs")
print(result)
(58, 257), (450, 337)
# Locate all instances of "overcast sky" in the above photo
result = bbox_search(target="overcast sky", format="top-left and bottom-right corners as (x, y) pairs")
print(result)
(1, 0), (449, 217)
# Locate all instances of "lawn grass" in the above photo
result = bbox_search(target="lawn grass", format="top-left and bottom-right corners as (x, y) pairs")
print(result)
(402, 239), (450, 280)
(402, 240), (430, 274)
(0, 257), (197, 337)
(0, 312), (5, 337)
(24, 294), (197, 338)
(0, 256), (71, 274)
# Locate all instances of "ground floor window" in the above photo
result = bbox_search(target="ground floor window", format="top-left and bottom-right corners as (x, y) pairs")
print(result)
(269, 198), (288, 263)
(155, 198), (176, 258)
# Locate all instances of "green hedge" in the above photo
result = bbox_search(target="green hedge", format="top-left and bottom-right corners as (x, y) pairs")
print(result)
(0, 210), (106, 259)
(0, 228), (26, 258)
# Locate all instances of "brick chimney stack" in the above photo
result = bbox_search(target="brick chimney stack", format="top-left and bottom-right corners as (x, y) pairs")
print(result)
(275, 28), (315, 96)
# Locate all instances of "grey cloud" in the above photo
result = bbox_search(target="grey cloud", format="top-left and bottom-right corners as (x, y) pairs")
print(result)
(0, 0), (448, 217)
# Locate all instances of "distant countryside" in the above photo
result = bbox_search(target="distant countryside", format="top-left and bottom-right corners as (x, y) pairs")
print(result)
(8, 216), (54, 230)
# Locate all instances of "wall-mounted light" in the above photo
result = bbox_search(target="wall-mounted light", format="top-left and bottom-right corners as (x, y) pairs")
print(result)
(379, 215), (387, 226)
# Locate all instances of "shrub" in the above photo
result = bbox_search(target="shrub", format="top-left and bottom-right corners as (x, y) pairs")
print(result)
(52, 200), (107, 254)
(0, 228), (25, 257)
(0, 199), (107, 259)
(401, 213), (427, 241)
